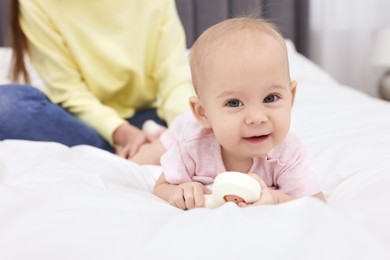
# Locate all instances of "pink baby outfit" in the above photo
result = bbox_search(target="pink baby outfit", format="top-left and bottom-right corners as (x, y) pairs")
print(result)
(160, 111), (322, 197)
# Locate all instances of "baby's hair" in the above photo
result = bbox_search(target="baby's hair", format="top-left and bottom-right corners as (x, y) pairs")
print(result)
(188, 17), (286, 95)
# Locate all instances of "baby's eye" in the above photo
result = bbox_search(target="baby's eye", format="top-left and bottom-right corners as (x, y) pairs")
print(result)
(264, 94), (279, 103)
(225, 99), (243, 107)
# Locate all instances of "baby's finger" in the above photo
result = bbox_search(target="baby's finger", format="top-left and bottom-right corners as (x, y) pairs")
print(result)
(170, 188), (186, 210)
(183, 187), (196, 210)
(238, 202), (249, 207)
(193, 185), (205, 207)
(204, 186), (212, 195)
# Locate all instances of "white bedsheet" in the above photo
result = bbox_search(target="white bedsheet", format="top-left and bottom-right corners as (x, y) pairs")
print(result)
(1, 44), (390, 259)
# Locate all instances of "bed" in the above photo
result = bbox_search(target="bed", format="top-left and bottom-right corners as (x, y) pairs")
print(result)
(1, 1), (390, 259)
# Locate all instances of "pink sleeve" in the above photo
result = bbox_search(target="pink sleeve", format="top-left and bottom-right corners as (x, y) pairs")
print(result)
(267, 133), (322, 197)
(160, 110), (192, 149)
(160, 111), (196, 184)
(160, 123), (178, 149)
(160, 141), (195, 184)
(275, 147), (322, 197)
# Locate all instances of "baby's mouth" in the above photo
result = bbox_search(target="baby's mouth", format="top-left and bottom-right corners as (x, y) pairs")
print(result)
(243, 134), (270, 142)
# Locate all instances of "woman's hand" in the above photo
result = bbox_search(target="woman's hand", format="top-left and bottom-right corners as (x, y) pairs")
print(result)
(113, 123), (149, 159)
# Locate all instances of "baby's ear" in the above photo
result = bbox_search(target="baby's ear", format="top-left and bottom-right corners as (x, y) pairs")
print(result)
(290, 81), (297, 107)
(189, 96), (211, 128)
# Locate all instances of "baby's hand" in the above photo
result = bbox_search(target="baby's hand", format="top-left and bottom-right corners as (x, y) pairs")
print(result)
(169, 182), (210, 210)
(239, 174), (279, 206)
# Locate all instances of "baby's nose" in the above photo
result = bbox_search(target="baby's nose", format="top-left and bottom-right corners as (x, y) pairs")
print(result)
(245, 108), (267, 125)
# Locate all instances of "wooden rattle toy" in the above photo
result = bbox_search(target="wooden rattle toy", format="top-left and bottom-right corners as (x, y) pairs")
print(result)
(204, 171), (261, 209)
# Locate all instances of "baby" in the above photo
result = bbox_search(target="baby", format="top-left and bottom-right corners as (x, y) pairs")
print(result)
(153, 17), (325, 210)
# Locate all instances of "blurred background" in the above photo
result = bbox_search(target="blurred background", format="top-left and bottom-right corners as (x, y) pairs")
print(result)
(309, 0), (390, 98)
(1, 0), (390, 99)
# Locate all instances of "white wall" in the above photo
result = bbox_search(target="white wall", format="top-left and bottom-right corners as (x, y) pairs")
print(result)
(309, 0), (390, 97)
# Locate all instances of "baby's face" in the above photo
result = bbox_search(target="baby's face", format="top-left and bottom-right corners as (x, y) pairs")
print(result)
(197, 35), (295, 162)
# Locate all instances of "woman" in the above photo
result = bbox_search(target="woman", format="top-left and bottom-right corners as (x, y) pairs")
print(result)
(0, 0), (192, 163)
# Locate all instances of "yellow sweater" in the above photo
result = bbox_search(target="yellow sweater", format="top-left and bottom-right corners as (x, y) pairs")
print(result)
(19, 0), (193, 144)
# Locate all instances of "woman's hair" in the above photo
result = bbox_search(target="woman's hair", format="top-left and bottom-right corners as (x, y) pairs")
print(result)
(8, 0), (30, 83)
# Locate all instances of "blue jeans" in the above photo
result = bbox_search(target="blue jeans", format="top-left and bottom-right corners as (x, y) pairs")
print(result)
(0, 84), (166, 153)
